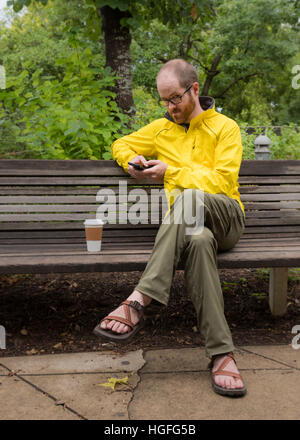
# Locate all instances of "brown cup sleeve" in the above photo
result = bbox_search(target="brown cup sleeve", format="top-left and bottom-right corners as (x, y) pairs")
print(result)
(85, 227), (103, 241)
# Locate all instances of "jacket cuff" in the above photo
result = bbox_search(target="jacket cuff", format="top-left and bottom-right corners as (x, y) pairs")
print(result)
(164, 165), (179, 185)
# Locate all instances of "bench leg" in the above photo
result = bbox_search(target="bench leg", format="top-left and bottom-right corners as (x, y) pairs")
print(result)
(268, 268), (288, 316)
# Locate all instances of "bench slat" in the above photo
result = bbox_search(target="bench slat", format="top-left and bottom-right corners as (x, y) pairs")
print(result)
(3, 214), (299, 225)
(1, 159), (300, 176)
(245, 211), (300, 218)
(243, 202), (300, 209)
(240, 185), (300, 194)
(239, 160), (300, 175)
(0, 177), (162, 186)
(245, 218), (300, 226)
(239, 176), (300, 184)
(0, 248), (299, 274)
(0, 204), (166, 213)
(2, 176), (300, 185)
(241, 193), (300, 201)
(0, 159), (126, 176)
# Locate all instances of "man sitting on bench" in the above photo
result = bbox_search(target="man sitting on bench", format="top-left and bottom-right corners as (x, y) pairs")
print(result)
(93, 59), (247, 397)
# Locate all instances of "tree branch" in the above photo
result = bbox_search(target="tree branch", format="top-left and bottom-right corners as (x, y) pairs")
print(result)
(201, 55), (222, 95)
(244, 36), (251, 55)
(188, 55), (210, 73)
(214, 72), (260, 99)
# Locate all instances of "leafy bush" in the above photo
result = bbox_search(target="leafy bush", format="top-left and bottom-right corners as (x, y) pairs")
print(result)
(269, 125), (300, 159)
(238, 122), (300, 160)
(0, 43), (130, 159)
(131, 87), (165, 129)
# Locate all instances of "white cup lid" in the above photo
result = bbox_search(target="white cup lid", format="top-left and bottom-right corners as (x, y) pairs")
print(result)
(84, 219), (104, 226)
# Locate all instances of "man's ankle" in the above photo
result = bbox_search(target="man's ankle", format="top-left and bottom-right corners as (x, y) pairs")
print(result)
(130, 290), (152, 307)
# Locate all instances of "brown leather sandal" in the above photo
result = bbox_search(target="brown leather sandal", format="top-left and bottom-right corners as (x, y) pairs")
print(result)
(208, 352), (247, 397)
(93, 299), (145, 343)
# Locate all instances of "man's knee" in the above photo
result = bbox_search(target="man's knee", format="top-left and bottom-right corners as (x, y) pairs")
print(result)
(188, 227), (215, 249)
(172, 189), (205, 227)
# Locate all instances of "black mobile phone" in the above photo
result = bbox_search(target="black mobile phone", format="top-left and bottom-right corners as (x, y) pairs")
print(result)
(128, 161), (145, 171)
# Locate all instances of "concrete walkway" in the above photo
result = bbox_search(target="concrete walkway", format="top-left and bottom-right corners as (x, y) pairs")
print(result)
(0, 345), (299, 420)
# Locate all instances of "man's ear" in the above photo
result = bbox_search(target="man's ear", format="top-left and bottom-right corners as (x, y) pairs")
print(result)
(192, 82), (200, 97)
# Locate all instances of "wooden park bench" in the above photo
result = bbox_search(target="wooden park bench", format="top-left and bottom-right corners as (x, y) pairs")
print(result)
(0, 159), (299, 317)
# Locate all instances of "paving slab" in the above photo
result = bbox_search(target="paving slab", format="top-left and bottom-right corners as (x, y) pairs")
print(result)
(28, 372), (139, 420)
(0, 365), (7, 375)
(130, 369), (300, 420)
(142, 347), (291, 373)
(242, 345), (300, 369)
(0, 350), (145, 420)
(1, 345), (299, 420)
(0, 349), (145, 375)
(0, 373), (78, 420)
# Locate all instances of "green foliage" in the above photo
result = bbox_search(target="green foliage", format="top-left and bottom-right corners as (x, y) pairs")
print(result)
(268, 125), (300, 159)
(1, 0), (129, 159)
(205, 0), (300, 118)
(238, 123), (300, 160)
(3, 0), (300, 161)
(0, 42), (129, 159)
(239, 127), (257, 160)
(131, 87), (165, 130)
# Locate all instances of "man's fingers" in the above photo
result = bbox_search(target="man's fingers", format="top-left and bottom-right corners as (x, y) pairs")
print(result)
(132, 155), (147, 166)
(145, 160), (159, 167)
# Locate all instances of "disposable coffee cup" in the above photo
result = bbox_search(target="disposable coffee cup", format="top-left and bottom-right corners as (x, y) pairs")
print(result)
(84, 219), (104, 252)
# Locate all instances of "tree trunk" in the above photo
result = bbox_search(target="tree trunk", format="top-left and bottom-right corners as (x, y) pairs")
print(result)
(98, 6), (135, 114)
(201, 55), (222, 96)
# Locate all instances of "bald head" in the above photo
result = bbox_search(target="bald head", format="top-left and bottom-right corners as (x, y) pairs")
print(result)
(156, 59), (202, 124)
(156, 59), (198, 89)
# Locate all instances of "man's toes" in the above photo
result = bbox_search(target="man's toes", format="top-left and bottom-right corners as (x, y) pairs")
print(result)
(227, 377), (243, 389)
(100, 320), (108, 329)
(224, 377), (232, 389)
(111, 321), (121, 332)
(111, 322), (129, 334)
(215, 376), (241, 390)
(215, 376), (224, 388)
(235, 378), (244, 389)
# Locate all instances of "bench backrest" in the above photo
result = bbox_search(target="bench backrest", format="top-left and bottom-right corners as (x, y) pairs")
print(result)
(0, 160), (300, 245)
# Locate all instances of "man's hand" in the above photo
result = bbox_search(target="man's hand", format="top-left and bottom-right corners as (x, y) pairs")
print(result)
(127, 155), (148, 178)
(128, 157), (168, 183)
(142, 160), (168, 182)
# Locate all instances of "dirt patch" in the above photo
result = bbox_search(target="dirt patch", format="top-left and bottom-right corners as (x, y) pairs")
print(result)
(0, 268), (299, 357)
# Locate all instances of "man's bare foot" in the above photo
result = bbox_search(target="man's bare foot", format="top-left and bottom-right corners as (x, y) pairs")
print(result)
(100, 290), (152, 334)
(211, 352), (246, 397)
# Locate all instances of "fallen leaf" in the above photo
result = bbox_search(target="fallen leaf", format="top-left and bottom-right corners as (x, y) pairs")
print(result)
(53, 342), (63, 349)
(55, 400), (66, 409)
(98, 376), (130, 391)
(8, 369), (21, 376)
(26, 348), (38, 355)
(20, 328), (28, 336)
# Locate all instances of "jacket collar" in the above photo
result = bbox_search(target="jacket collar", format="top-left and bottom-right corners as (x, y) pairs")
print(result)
(164, 96), (216, 128)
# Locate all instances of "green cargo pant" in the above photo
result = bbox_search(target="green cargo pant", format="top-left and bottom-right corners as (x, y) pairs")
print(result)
(135, 189), (245, 357)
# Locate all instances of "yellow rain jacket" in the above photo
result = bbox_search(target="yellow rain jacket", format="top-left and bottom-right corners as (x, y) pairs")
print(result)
(111, 96), (245, 216)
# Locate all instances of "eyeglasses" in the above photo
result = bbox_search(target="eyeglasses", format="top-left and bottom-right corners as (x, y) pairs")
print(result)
(160, 84), (193, 107)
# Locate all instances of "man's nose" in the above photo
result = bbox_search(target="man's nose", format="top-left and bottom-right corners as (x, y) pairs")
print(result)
(166, 101), (177, 109)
